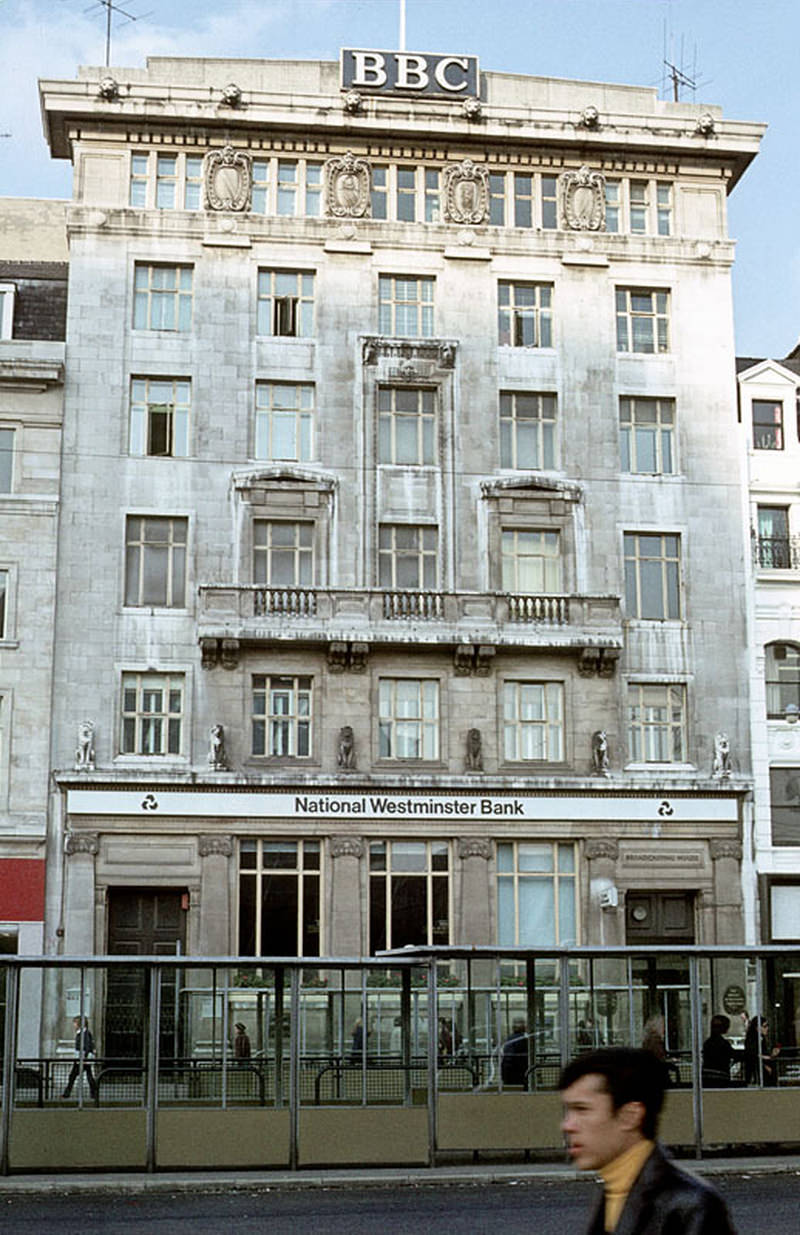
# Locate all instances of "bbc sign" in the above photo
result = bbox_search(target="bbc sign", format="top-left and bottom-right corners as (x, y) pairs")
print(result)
(341, 48), (479, 98)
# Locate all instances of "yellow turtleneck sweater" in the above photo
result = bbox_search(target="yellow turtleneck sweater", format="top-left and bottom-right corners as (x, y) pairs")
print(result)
(599, 1139), (655, 1232)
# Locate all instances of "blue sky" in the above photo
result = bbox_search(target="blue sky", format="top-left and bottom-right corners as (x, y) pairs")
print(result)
(0, 0), (795, 355)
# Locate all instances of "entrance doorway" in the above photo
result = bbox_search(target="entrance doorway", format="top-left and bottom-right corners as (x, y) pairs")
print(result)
(626, 891), (695, 1057)
(105, 888), (186, 1059)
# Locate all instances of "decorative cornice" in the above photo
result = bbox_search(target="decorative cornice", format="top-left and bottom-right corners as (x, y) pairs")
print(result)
(65, 832), (99, 856)
(198, 834), (234, 858)
(585, 839), (619, 861)
(330, 836), (364, 859)
(457, 837), (492, 861)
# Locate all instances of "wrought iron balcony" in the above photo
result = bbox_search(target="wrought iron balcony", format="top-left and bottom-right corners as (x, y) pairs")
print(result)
(198, 585), (622, 669)
(752, 533), (800, 570)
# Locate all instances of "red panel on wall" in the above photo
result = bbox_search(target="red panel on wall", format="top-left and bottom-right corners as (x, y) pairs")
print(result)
(0, 859), (45, 921)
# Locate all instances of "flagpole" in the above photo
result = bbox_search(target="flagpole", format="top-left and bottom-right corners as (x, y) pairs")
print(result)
(399, 0), (406, 51)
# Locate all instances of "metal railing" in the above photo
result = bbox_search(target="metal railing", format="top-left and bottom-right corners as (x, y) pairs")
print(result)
(752, 532), (800, 570)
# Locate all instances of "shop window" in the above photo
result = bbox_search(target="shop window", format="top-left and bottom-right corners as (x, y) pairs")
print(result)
(369, 840), (449, 952)
(497, 842), (576, 945)
(239, 838), (321, 956)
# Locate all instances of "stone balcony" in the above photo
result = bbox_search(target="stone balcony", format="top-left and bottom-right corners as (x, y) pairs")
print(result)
(198, 585), (623, 674)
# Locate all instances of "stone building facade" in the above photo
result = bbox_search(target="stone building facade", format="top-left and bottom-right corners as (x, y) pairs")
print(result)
(37, 55), (762, 982)
(0, 199), (67, 1044)
(739, 350), (800, 945)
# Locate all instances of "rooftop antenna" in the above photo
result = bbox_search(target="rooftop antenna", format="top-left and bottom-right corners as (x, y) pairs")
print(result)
(660, 16), (711, 101)
(84, 0), (151, 67)
(398, 0), (406, 51)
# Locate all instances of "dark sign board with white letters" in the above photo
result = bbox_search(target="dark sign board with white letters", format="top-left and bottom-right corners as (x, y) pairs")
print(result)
(341, 49), (479, 98)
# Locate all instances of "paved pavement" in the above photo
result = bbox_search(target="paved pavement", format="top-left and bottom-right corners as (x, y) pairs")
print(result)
(1, 1154), (799, 1195)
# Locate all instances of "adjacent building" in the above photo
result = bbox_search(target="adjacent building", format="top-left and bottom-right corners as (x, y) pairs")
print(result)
(33, 52), (763, 1036)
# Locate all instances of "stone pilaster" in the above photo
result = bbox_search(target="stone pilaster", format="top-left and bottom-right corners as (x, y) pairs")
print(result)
(197, 834), (233, 955)
(456, 837), (492, 945)
(64, 832), (99, 952)
(710, 838), (744, 944)
(329, 836), (364, 957)
(585, 838), (622, 945)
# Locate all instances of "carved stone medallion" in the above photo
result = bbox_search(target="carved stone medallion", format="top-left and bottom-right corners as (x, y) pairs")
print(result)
(443, 159), (489, 224)
(560, 165), (605, 231)
(198, 835), (234, 858)
(331, 836), (364, 859)
(585, 839), (619, 862)
(324, 151), (370, 218)
(457, 837), (491, 861)
(65, 832), (99, 857)
(204, 146), (252, 212)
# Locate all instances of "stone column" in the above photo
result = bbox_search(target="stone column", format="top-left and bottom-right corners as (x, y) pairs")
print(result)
(64, 833), (99, 953)
(198, 835), (233, 955)
(710, 839), (744, 945)
(456, 838), (492, 945)
(329, 836), (364, 957)
(585, 838), (622, 945)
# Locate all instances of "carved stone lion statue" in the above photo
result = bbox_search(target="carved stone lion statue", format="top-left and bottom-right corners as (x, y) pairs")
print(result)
(338, 725), (356, 770)
(465, 727), (483, 771)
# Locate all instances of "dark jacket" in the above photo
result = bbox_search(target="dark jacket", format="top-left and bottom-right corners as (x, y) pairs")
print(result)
(586, 1143), (737, 1235)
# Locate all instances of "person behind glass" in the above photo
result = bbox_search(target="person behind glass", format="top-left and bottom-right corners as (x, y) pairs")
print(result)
(349, 1017), (364, 1062)
(641, 1014), (680, 1087)
(701, 1014), (739, 1087)
(560, 1047), (737, 1234)
(744, 1015), (779, 1086)
(438, 1016), (453, 1060)
(233, 1022), (251, 1065)
(61, 1015), (98, 1100)
(500, 1018), (528, 1087)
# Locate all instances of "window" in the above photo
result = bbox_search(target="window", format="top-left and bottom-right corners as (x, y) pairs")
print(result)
(129, 154), (148, 207)
(489, 173), (506, 225)
(500, 392), (556, 470)
(497, 842), (576, 946)
(255, 382), (314, 462)
(253, 520), (313, 586)
(424, 170), (441, 222)
(755, 506), (791, 569)
(156, 154), (179, 208)
(0, 570), (7, 638)
(252, 674), (312, 757)
(620, 397), (675, 474)
(627, 683), (686, 762)
(133, 264), (193, 331)
(616, 288), (669, 354)
(369, 840), (449, 952)
(502, 529), (561, 593)
(396, 167), (416, 221)
(503, 680), (564, 762)
(257, 270), (314, 337)
(0, 429), (14, 493)
(239, 838), (321, 956)
(379, 525), (437, 590)
(129, 377), (191, 457)
(770, 772), (800, 845)
(540, 175), (558, 229)
(629, 180), (648, 233)
(753, 399), (784, 450)
(125, 516), (187, 608)
(498, 282), (553, 348)
(515, 173), (534, 228)
(305, 162), (323, 217)
(656, 183), (672, 236)
(378, 387), (436, 465)
(371, 166), (388, 219)
(277, 160), (298, 215)
(0, 284), (13, 338)
(121, 673), (183, 756)
(765, 643), (800, 718)
(378, 678), (439, 760)
(378, 275), (434, 337)
(251, 160), (269, 213)
(624, 533), (681, 619)
(128, 153), (204, 210)
(605, 180), (621, 233)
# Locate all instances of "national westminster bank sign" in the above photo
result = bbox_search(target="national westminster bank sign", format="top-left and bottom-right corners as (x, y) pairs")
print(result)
(341, 48), (479, 98)
(65, 788), (739, 824)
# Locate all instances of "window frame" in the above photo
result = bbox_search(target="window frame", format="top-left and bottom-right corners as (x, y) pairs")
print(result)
(124, 515), (188, 609)
(133, 263), (193, 332)
(615, 287), (670, 355)
(0, 568), (8, 640)
(496, 841), (577, 946)
(256, 269), (315, 338)
(619, 396), (676, 475)
(252, 519), (314, 588)
(500, 391), (557, 471)
(120, 671), (185, 758)
(251, 673), (313, 759)
(378, 523), (438, 590)
(129, 376), (191, 458)
(502, 679), (565, 764)
(0, 427), (15, 495)
(368, 839), (450, 953)
(501, 527), (562, 594)
(378, 386), (437, 466)
(755, 505), (791, 569)
(623, 531), (682, 621)
(378, 677), (440, 762)
(626, 681), (688, 765)
(378, 274), (435, 338)
(765, 643), (800, 719)
(254, 382), (315, 462)
(238, 837), (322, 957)
(752, 398), (784, 451)
(498, 281), (553, 349)
(128, 151), (204, 210)
(0, 283), (15, 339)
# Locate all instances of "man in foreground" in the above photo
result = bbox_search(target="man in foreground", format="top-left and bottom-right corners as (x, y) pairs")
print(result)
(559, 1047), (737, 1234)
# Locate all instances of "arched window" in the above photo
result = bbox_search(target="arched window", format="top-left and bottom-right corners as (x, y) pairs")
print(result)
(765, 642), (800, 718)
